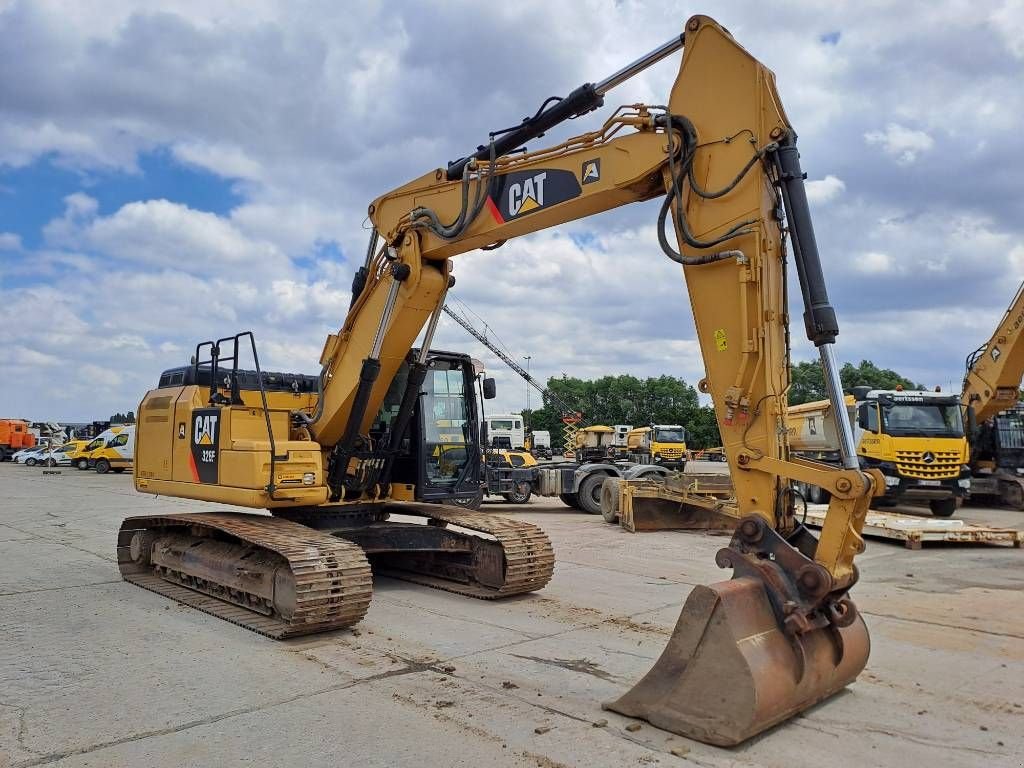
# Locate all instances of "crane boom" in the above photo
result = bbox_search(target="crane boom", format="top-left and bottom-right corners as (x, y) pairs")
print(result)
(441, 304), (582, 455)
(441, 305), (579, 416)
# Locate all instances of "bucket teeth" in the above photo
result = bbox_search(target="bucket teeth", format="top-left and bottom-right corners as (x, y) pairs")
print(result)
(604, 578), (869, 746)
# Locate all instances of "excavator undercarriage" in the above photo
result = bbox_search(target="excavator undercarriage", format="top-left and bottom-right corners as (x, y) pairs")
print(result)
(119, 504), (553, 638)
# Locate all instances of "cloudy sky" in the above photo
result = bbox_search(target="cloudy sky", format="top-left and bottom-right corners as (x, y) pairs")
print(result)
(2, 0), (1023, 422)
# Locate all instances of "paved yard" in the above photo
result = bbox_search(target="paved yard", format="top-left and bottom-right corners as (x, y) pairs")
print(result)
(1, 464), (1022, 767)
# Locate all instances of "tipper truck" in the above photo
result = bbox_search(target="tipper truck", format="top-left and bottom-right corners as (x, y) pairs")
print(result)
(788, 387), (970, 516)
(0, 419), (36, 461)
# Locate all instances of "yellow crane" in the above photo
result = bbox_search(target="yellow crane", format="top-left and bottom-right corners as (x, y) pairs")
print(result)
(119, 16), (879, 746)
(963, 280), (1024, 507)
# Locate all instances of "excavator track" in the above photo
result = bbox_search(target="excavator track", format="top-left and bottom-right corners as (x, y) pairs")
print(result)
(117, 512), (372, 639)
(375, 502), (555, 598)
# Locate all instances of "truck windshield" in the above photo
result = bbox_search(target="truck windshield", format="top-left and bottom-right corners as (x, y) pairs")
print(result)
(881, 403), (964, 438)
(655, 428), (685, 443)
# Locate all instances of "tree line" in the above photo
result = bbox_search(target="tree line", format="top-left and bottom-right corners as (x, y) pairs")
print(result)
(109, 411), (136, 425)
(521, 360), (938, 450)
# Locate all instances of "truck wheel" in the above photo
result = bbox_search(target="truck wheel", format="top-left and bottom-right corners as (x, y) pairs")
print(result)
(601, 477), (622, 524)
(808, 485), (830, 504)
(450, 489), (484, 510)
(929, 498), (956, 518)
(558, 493), (580, 510)
(576, 474), (606, 515)
(77, 459), (89, 470)
(502, 481), (532, 505)
(996, 481), (1023, 509)
(95, 459), (111, 475)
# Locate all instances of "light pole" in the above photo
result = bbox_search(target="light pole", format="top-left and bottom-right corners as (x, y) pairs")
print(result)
(524, 356), (531, 431)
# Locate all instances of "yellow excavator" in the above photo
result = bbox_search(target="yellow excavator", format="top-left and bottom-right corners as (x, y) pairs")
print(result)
(963, 280), (1024, 507)
(119, 15), (880, 746)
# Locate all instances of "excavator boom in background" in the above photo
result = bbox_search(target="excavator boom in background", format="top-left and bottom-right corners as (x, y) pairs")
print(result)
(963, 280), (1024, 507)
(120, 15), (878, 746)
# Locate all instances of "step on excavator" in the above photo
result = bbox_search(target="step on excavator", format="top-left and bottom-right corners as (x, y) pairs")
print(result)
(119, 15), (880, 746)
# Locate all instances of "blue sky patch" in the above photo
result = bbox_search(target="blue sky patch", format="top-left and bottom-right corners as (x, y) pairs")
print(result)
(0, 149), (241, 249)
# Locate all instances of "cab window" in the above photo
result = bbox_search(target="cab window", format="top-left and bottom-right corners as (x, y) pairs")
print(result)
(109, 434), (129, 447)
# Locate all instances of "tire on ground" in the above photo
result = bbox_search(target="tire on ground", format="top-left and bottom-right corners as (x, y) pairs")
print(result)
(929, 498), (956, 517)
(77, 459), (89, 470)
(95, 459), (111, 475)
(558, 493), (579, 510)
(502, 481), (532, 505)
(601, 477), (622, 524)
(576, 473), (607, 515)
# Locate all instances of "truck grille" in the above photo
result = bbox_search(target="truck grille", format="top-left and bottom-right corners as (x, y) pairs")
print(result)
(659, 448), (683, 458)
(894, 450), (960, 479)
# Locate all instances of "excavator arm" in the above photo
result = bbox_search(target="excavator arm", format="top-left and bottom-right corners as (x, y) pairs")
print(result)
(314, 15), (878, 744)
(963, 280), (1024, 423)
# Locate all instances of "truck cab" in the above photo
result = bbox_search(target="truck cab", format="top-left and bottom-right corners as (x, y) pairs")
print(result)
(626, 425), (687, 470)
(528, 430), (552, 459)
(485, 413), (525, 451)
(789, 388), (970, 516)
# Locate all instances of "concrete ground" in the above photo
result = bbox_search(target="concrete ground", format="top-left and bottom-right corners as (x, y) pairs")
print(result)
(1, 462), (1022, 768)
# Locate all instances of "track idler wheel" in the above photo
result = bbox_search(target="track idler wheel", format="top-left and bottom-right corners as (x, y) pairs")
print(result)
(604, 515), (870, 746)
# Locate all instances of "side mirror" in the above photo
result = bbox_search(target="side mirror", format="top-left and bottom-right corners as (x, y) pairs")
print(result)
(966, 405), (977, 439)
(857, 404), (874, 431)
(482, 378), (497, 400)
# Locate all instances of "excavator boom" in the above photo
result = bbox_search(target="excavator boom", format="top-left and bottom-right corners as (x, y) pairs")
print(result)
(964, 280), (1024, 423)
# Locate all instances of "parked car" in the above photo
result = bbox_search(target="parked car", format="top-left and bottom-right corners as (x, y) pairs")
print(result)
(13, 446), (48, 465)
(39, 443), (79, 467)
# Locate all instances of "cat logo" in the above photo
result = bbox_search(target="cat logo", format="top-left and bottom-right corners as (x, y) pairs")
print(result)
(194, 414), (219, 445)
(189, 409), (221, 483)
(487, 168), (581, 224)
(582, 159), (601, 184)
(508, 171), (546, 217)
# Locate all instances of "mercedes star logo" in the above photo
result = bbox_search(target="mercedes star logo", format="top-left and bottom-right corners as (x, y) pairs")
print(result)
(922, 451), (936, 464)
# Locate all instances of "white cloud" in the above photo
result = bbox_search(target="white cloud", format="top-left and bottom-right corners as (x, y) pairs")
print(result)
(855, 251), (896, 274)
(172, 140), (263, 181)
(2, 1), (1024, 420)
(864, 123), (935, 165)
(805, 175), (846, 205)
(991, 0), (1024, 59)
(0, 231), (21, 250)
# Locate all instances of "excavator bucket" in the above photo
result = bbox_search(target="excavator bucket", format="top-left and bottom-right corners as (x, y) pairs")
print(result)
(615, 475), (737, 533)
(604, 577), (869, 746)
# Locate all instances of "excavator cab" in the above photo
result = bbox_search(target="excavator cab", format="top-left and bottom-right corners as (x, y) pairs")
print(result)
(381, 349), (485, 507)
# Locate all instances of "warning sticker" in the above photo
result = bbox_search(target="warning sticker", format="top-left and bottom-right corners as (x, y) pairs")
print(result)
(714, 329), (728, 351)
